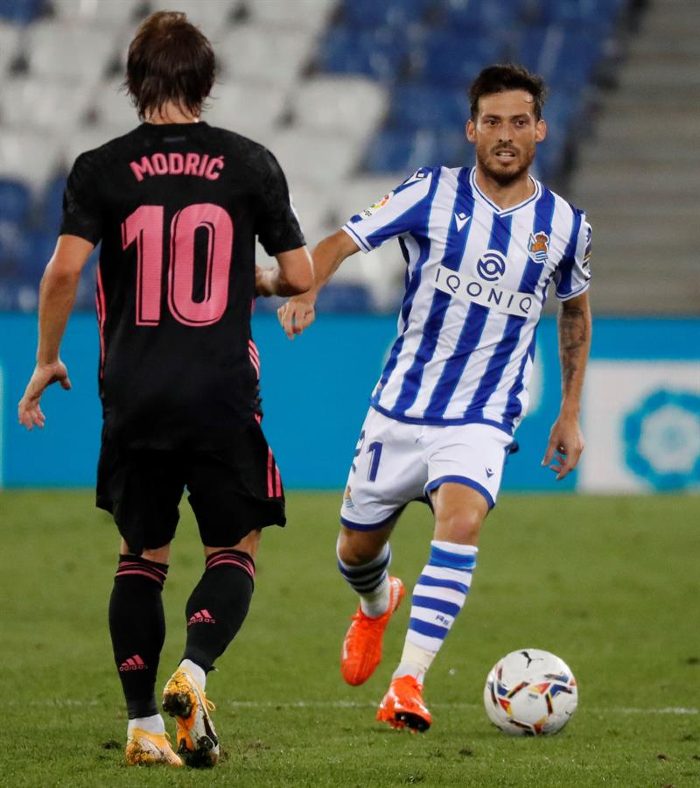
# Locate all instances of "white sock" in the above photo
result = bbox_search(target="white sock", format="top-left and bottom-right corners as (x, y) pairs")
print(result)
(180, 658), (207, 689)
(360, 578), (391, 618)
(393, 640), (434, 685)
(337, 542), (393, 618)
(128, 714), (165, 736)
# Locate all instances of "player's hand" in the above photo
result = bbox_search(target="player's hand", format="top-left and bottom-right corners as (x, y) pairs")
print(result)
(18, 361), (72, 430)
(541, 413), (584, 481)
(277, 296), (316, 340)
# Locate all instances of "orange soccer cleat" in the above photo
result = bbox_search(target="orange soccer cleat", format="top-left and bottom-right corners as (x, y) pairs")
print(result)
(341, 576), (405, 686)
(376, 675), (432, 732)
(162, 668), (219, 768)
(125, 728), (183, 767)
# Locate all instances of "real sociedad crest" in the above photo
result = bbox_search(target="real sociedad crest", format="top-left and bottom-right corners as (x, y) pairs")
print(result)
(528, 231), (550, 264)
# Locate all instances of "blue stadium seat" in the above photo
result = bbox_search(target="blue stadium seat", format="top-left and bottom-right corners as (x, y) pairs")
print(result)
(316, 27), (409, 82)
(535, 89), (586, 181)
(410, 31), (507, 87)
(517, 25), (604, 90)
(16, 229), (56, 281)
(40, 174), (67, 234)
(387, 84), (469, 131)
(315, 283), (373, 313)
(438, 0), (523, 31)
(535, 120), (571, 182)
(364, 128), (467, 173)
(532, 0), (626, 29)
(0, 219), (23, 271)
(0, 0), (47, 24)
(340, 0), (432, 29)
(0, 278), (37, 311)
(544, 90), (584, 134)
(0, 221), (98, 309)
(0, 178), (33, 225)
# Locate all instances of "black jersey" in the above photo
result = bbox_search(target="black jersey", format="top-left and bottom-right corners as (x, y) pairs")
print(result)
(60, 122), (304, 450)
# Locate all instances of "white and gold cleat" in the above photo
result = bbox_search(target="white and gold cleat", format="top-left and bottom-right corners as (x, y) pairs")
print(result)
(162, 668), (219, 768)
(125, 728), (183, 766)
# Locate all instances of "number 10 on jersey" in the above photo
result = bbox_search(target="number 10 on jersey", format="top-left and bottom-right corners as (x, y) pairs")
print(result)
(122, 203), (234, 327)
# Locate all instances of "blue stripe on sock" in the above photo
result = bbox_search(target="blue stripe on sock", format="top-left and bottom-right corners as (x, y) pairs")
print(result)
(337, 546), (391, 595)
(429, 545), (477, 571)
(411, 595), (462, 617)
(344, 579), (385, 593)
(337, 561), (387, 582)
(338, 568), (387, 593)
(417, 573), (470, 595)
(409, 617), (449, 640)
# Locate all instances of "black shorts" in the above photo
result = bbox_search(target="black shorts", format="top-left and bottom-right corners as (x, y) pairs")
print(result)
(96, 421), (285, 554)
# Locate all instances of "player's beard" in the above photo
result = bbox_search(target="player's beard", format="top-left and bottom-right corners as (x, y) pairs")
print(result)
(477, 143), (536, 187)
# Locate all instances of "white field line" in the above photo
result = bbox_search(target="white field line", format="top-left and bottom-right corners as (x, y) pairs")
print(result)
(14, 699), (699, 715)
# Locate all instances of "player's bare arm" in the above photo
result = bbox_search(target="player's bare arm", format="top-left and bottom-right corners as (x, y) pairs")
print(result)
(255, 245), (313, 298)
(277, 230), (360, 339)
(543, 291), (592, 480)
(18, 234), (94, 429)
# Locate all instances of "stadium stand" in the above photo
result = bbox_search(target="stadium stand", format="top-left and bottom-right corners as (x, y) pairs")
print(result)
(204, 80), (287, 142)
(1, 0), (692, 314)
(0, 20), (20, 73)
(0, 128), (64, 192)
(2, 75), (94, 132)
(570, 0), (700, 314)
(49, 0), (140, 24)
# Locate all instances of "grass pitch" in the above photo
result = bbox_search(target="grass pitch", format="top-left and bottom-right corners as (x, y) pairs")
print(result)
(2, 491), (699, 787)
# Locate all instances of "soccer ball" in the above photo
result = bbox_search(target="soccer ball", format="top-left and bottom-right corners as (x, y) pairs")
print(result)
(483, 648), (578, 736)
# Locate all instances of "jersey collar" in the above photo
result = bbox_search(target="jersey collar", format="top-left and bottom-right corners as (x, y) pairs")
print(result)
(469, 167), (542, 216)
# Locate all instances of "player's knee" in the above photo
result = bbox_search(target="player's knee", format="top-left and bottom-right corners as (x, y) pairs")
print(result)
(205, 529), (261, 560)
(121, 538), (171, 564)
(337, 529), (384, 566)
(436, 510), (484, 545)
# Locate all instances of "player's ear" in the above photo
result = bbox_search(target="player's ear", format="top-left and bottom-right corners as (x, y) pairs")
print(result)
(535, 118), (547, 143)
(466, 119), (476, 143)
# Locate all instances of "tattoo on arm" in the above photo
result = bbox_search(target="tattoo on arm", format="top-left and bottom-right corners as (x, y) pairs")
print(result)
(559, 303), (589, 392)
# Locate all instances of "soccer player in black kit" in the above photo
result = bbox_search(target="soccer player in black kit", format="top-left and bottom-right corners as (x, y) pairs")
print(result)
(18, 12), (312, 768)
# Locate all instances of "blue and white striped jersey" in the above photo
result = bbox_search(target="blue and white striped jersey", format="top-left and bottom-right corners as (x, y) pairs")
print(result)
(342, 166), (591, 435)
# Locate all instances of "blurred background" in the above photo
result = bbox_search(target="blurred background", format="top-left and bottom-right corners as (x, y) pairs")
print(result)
(0, 0), (698, 493)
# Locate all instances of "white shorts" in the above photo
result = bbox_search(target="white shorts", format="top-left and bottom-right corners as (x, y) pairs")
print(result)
(340, 408), (515, 530)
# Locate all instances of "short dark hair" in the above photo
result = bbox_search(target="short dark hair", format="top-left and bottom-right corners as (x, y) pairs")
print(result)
(125, 11), (215, 120)
(469, 64), (547, 120)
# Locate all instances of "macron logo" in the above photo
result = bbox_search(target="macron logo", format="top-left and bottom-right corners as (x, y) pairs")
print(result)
(404, 170), (427, 185)
(455, 212), (470, 232)
(485, 467), (495, 478)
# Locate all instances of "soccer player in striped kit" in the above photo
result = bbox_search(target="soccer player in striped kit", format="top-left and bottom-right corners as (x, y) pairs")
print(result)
(279, 64), (592, 732)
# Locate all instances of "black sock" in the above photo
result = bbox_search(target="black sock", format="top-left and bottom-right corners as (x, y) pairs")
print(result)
(183, 550), (255, 672)
(108, 554), (168, 719)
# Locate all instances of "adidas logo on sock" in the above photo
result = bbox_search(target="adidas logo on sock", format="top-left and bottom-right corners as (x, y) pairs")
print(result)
(187, 608), (216, 626)
(119, 654), (147, 672)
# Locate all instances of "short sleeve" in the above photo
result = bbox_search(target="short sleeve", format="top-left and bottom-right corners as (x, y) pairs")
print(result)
(59, 151), (103, 245)
(342, 168), (435, 253)
(254, 148), (306, 256)
(555, 211), (591, 301)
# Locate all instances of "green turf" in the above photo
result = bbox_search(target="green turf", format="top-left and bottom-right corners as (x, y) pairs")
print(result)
(2, 491), (699, 786)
